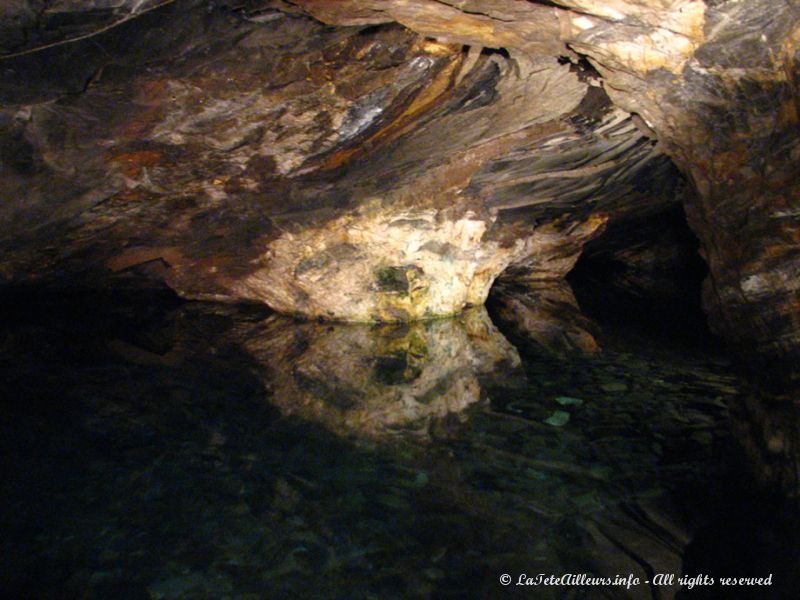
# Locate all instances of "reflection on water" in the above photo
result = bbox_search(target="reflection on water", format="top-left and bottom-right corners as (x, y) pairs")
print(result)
(233, 307), (521, 438)
(730, 389), (800, 499)
(1, 286), (799, 599)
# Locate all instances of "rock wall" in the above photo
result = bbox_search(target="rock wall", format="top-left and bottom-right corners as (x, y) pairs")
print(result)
(0, 1), (671, 320)
(289, 0), (800, 381)
(1, 0), (798, 380)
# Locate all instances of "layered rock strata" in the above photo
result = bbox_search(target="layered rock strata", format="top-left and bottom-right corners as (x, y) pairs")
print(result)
(0, 2), (675, 321)
(1, 0), (798, 379)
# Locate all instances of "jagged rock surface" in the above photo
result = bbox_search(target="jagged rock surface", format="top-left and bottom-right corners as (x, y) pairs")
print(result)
(0, 2), (674, 320)
(0, 0), (798, 380)
(290, 0), (800, 378)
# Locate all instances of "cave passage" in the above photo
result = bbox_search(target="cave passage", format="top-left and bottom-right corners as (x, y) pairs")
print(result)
(3, 1), (800, 598)
(565, 203), (712, 347)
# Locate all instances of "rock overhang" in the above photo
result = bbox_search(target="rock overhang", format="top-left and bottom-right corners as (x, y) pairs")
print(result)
(0, 4), (677, 323)
(1, 0), (799, 385)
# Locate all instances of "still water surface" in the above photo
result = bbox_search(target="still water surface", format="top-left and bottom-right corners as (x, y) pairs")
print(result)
(1, 286), (797, 599)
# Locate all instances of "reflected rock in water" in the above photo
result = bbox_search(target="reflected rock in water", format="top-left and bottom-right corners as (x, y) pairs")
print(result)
(236, 307), (521, 437)
(732, 389), (800, 499)
(489, 280), (600, 356)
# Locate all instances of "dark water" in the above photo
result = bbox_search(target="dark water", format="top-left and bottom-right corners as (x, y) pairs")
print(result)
(1, 286), (798, 599)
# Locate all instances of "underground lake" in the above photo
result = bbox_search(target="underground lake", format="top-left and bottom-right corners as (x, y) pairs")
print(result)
(2, 1), (799, 598)
(1, 278), (798, 599)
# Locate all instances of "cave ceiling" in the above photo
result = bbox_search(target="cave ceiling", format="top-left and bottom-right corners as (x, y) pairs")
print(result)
(1, 0), (799, 382)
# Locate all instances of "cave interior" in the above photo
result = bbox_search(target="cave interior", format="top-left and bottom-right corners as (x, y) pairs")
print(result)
(1, 1), (799, 598)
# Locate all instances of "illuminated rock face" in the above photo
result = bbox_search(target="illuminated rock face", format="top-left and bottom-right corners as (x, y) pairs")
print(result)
(223, 208), (606, 321)
(1, 0), (799, 378)
(286, 0), (800, 378)
(0, 9), (658, 322)
(232, 207), (505, 321)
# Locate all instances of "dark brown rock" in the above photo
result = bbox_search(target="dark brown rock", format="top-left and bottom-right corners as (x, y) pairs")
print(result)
(0, 0), (798, 383)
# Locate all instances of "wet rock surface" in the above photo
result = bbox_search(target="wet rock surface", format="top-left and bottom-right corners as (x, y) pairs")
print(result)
(2, 0), (798, 378)
(290, 0), (800, 379)
(0, 1), (676, 321)
(1, 2), (800, 592)
(2, 287), (798, 599)
(489, 279), (602, 357)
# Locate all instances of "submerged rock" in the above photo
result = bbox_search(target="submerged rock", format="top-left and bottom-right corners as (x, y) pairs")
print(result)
(544, 410), (571, 427)
(9, 286), (800, 599)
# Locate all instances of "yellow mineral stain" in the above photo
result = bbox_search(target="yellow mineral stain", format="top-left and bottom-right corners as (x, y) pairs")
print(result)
(420, 39), (455, 56)
(322, 43), (462, 170)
